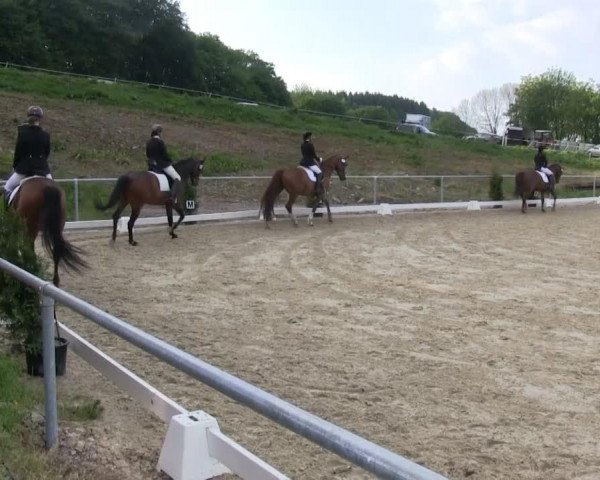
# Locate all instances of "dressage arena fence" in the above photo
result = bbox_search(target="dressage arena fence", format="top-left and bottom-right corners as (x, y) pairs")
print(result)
(3, 173), (600, 223)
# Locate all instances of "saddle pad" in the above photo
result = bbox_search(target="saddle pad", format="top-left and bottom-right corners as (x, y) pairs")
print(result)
(536, 171), (549, 183)
(8, 176), (44, 206)
(150, 171), (171, 191)
(298, 166), (316, 182)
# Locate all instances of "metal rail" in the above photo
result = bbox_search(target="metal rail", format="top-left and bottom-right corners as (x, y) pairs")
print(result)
(0, 257), (446, 480)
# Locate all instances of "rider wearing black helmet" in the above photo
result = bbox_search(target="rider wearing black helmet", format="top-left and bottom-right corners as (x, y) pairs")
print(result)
(145, 124), (181, 203)
(299, 131), (324, 195)
(3, 106), (52, 206)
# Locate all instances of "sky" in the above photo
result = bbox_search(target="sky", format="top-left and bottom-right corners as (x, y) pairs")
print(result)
(178, 0), (600, 112)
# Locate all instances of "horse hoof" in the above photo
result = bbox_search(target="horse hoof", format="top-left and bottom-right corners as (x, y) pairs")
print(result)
(129, 241), (138, 246)
(170, 233), (178, 239)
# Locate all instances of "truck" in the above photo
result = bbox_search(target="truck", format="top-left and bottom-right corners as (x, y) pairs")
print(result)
(404, 114), (431, 129)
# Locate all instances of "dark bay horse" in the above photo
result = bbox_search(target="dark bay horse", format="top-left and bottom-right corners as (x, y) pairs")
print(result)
(95, 157), (204, 245)
(259, 154), (349, 228)
(9, 177), (86, 286)
(515, 163), (563, 213)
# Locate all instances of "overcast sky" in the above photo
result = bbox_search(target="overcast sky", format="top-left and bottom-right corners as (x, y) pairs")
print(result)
(178, 0), (600, 112)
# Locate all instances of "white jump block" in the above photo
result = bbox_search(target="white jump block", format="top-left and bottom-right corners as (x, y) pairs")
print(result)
(377, 203), (392, 215)
(158, 411), (230, 480)
(467, 200), (481, 211)
(117, 216), (130, 234)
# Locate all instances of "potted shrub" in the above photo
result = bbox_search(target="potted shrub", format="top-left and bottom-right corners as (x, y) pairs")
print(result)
(0, 206), (68, 376)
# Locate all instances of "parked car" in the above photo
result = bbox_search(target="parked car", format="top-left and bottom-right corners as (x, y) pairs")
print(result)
(587, 145), (600, 157)
(396, 123), (437, 136)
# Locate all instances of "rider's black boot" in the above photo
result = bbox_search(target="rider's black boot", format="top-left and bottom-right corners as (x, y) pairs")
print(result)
(315, 173), (324, 197)
(170, 179), (181, 203)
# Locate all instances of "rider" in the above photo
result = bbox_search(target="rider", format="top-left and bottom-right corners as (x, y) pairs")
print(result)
(3, 105), (52, 206)
(299, 131), (324, 195)
(145, 124), (181, 203)
(534, 144), (555, 188)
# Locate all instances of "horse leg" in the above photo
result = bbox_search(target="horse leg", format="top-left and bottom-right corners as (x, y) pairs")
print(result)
(166, 204), (175, 239)
(552, 188), (557, 212)
(111, 201), (128, 242)
(324, 195), (332, 223)
(521, 194), (526, 214)
(286, 194), (298, 227)
(170, 203), (186, 238)
(128, 206), (141, 246)
(540, 191), (545, 213)
(308, 203), (317, 226)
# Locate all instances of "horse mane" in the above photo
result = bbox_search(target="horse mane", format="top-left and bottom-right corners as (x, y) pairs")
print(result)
(174, 157), (197, 169)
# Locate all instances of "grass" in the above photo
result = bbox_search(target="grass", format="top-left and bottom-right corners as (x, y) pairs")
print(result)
(2, 65), (599, 212)
(0, 350), (103, 478)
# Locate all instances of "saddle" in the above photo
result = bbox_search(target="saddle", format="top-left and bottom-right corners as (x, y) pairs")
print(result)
(149, 167), (174, 191)
(298, 166), (317, 182)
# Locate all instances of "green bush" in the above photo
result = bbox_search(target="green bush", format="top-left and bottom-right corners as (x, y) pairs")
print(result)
(0, 207), (47, 354)
(489, 172), (504, 201)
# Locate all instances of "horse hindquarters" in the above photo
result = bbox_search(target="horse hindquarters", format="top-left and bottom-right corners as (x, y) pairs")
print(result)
(261, 169), (285, 223)
(515, 172), (528, 213)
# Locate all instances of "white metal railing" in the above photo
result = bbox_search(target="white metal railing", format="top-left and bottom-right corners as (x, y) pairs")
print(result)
(0, 258), (446, 480)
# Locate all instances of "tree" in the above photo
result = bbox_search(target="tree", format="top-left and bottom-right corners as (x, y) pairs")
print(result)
(455, 83), (516, 134)
(508, 69), (577, 140)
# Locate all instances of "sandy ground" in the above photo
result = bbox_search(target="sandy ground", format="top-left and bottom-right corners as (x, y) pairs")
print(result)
(52, 205), (600, 480)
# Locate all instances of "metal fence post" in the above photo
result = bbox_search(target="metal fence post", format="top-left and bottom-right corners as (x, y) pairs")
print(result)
(593, 176), (596, 198)
(440, 176), (444, 203)
(41, 291), (58, 449)
(373, 176), (378, 204)
(74, 178), (79, 222)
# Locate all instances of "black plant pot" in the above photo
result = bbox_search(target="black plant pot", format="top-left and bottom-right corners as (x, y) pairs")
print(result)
(25, 337), (68, 377)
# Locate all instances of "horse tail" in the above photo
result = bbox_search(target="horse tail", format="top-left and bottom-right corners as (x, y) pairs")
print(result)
(41, 186), (87, 285)
(95, 175), (130, 210)
(260, 169), (285, 221)
(514, 172), (525, 197)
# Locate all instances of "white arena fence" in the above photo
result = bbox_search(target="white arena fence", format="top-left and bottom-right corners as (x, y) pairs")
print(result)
(0, 259), (447, 480)
(2, 174), (599, 223)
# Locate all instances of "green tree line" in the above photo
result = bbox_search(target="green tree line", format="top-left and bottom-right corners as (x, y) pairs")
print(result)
(0, 0), (473, 135)
(291, 87), (474, 135)
(509, 68), (600, 143)
(0, 0), (291, 105)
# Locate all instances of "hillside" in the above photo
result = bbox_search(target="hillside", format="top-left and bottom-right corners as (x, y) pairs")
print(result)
(0, 67), (598, 181)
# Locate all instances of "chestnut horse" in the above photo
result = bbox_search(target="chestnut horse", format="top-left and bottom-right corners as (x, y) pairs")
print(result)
(95, 157), (204, 246)
(259, 154), (349, 228)
(8, 177), (86, 286)
(515, 163), (563, 213)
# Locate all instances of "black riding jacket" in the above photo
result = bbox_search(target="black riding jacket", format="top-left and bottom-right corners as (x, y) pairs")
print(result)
(13, 124), (51, 176)
(534, 151), (548, 171)
(300, 140), (319, 168)
(146, 135), (173, 169)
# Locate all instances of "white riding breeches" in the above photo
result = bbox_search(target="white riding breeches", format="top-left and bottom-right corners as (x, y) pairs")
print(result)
(4, 171), (53, 193)
(163, 165), (181, 181)
(540, 166), (553, 177)
(309, 165), (322, 175)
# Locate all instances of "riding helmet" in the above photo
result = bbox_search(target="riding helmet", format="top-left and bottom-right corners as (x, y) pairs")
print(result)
(26, 105), (44, 118)
(303, 131), (312, 141)
(151, 124), (163, 135)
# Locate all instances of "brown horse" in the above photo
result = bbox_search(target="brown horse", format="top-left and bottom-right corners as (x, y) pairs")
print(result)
(259, 154), (349, 228)
(9, 177), (86, 286)
(95, 157), (204, 245)
(515, 163), (563, 213)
